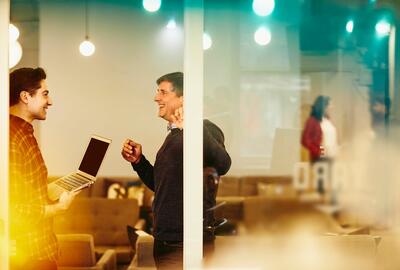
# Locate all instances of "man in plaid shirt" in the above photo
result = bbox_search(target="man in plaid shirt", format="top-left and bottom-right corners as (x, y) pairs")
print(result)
(9, 67), (78, 270)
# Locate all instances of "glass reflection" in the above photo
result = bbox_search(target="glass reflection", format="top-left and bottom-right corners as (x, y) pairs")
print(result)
(204, 0), (400, 269)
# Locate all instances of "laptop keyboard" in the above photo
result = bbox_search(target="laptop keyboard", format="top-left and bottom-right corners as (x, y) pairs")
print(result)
(55, 174), (90, 191)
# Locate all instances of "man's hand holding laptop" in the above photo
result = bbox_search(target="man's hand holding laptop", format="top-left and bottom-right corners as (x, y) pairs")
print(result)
(44, 190), (80, 217)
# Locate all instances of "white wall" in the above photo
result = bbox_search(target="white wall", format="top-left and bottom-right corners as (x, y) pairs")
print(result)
(39, 0), (183, 176)
(36, 0), (369, 177)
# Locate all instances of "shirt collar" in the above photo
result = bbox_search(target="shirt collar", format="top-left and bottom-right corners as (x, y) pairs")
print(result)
(167, 123), (178, 132)
(10, 114), (34, 134)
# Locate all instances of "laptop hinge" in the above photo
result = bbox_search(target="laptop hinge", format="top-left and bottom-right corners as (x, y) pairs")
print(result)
(76, 172), (93, 180)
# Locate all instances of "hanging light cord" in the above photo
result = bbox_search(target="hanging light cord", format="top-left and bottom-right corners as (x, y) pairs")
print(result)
(85, 0), (89, 40)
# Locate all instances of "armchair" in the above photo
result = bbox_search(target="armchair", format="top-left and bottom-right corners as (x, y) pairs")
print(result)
(127, 230), (156, 270)
(57, 234), (116, 270)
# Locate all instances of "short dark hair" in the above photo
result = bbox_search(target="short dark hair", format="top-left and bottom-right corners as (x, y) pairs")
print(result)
(156, 72), (183, 97)
(10, 67), (47, 106)
(310, 95), (330, 121)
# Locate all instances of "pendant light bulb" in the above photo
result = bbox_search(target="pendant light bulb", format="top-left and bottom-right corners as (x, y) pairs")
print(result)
(79, 39), (96, 56)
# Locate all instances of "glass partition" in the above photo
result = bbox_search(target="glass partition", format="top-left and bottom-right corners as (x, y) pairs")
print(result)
(204, 0), (400, 269)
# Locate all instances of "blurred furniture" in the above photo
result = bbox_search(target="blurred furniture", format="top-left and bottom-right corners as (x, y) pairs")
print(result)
(127, 230), (156, 270)
(215, 175), (293, 224)
(54, 198), (145, 265)
(243, 197), (343, 234)
(50, 176), (155, 233)
(57, 234), (116, 270)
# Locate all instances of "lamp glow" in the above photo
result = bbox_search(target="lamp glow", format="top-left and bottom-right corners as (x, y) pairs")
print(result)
(166, 19), (177, 29)
(79, 40), (95, 56)
(9, 41), (22, 68)
(346, 20), (354, 33)
(254, 27), (271, 46)
(143, 0), (161, 12)
(9, 24), (19, 42)
(375, 20), (391, 36)
(252, 0), (275, 17)
(203, 33), (212, 50)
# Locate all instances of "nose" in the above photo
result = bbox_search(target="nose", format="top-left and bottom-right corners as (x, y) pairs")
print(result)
(48, 96), (53, 106)
(154, 92), (160, 102)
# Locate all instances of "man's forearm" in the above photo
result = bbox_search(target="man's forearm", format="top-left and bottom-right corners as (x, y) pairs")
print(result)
(44, 203), (65, 218)
(131, 155), (155, 191)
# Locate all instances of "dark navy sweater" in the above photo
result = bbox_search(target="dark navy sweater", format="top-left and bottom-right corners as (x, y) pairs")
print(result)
(132, 120), (231, 241)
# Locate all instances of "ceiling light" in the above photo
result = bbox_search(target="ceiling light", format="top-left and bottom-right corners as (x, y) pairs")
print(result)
(375, 20), (391, 36)
(80, 0), (96, 56)
(9, 41), (22, 68)
(143, 0), (161, 12)
(254, 27), (271, 46)
(9, 24), (19, 42)
(166, 19), (177, 29)
(203, 33), (212, 50)
(79, 40), (95, 56)
(252, 0), (275, 17)
(346, 20), (354, 33)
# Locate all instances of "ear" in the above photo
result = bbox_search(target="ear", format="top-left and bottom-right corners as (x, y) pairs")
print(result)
(19, 91), (30, 105)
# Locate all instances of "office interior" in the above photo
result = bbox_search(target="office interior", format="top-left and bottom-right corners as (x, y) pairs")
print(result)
(3, 0), (400, 269)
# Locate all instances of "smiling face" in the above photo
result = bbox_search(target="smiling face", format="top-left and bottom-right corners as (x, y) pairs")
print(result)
(154, 81), (183, 123)
(25, 80), (53, 121)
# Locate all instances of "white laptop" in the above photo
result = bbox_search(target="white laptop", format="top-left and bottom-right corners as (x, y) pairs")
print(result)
(48, 135), (111, 201)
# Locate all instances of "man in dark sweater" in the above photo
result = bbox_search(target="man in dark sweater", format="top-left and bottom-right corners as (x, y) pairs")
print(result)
(121, 72), (231, 269)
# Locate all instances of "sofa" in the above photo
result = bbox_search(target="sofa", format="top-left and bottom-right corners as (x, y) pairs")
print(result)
(215, 175), (293, 223)
(54, 198), (144, 265)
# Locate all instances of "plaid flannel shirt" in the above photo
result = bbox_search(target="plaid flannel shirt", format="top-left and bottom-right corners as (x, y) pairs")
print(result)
(9, 115), (58, 261)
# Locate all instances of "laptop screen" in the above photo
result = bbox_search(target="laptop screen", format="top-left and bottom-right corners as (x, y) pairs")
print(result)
(78, 137), (110, 176)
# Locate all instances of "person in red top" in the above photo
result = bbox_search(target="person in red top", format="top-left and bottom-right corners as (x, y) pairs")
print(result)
(301, 95), (331, 162)
(302, 95), (338, 195)
(9, 67), (78, 270)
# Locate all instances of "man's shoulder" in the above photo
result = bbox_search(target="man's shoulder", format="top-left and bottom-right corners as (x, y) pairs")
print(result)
(10, 123), (29, 140)
(203, 119), (224, 144)
(203, 119), (220, 130)
(10, 123), (34, 152)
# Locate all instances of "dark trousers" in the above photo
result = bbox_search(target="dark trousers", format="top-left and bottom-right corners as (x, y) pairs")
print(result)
(312, 157), (333, 195)
(153, 239), (215, 270)
(154, 239), (183, 270)
(10, 259), (57, 270)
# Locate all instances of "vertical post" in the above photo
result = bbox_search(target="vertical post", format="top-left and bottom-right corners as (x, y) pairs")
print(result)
(183, 0), (203, 269)
(389, 25), (396, 111)
(0, 1), (10, 270)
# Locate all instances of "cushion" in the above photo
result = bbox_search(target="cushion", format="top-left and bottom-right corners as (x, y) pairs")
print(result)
(57, 234), (96, 267)
(257, 182), (297, 199)
(240, 176), (292, 196)
(104, 178), (145, 205)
